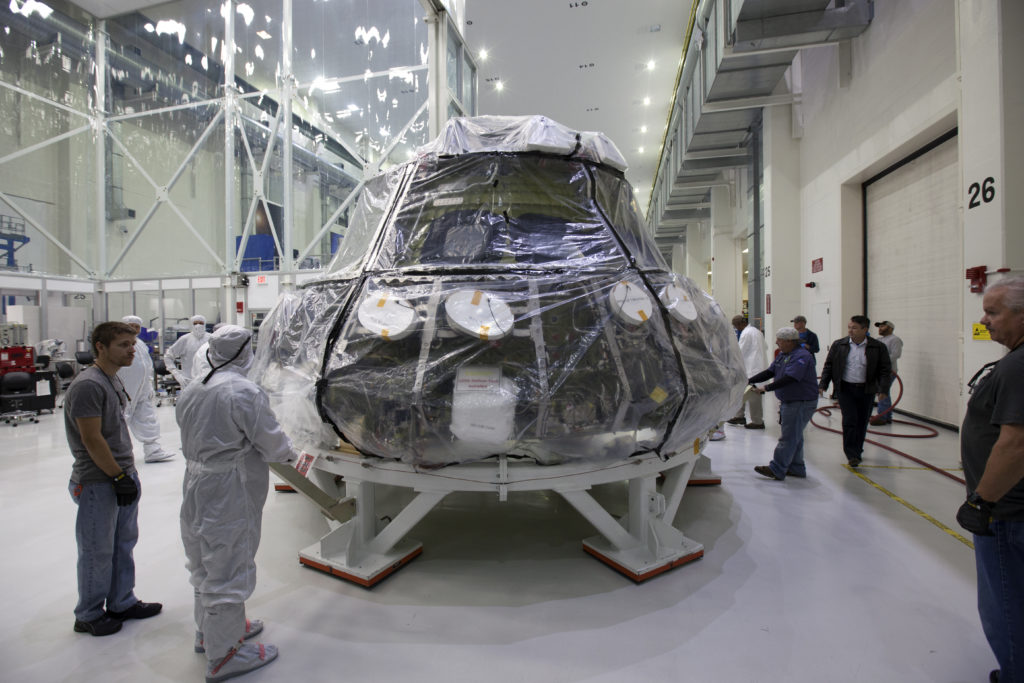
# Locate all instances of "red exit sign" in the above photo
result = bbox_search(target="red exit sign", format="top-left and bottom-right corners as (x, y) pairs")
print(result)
(811, 258), (823, 273)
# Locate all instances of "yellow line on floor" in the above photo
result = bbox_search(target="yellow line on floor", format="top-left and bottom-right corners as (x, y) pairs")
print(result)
(844, 465), (974, 550)
(857, 464), (964, 472)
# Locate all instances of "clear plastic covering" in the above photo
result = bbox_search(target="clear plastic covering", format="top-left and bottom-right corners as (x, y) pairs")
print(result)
(250, 283), (355, 449)
(253, 115), (745, 467)
(371, 154), (626, 273)
(324, 169), (408, 279)
(418, 115), (628, 172)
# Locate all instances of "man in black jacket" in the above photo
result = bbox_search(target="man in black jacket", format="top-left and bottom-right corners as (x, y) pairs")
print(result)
(819, 315), (892, 467)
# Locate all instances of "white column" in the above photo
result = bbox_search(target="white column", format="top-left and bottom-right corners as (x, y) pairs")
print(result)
(424, 4), (447, 139)
(222, 1), (237, 322)
(671, 242), (686, 277)
(761, 103), (803, 334)
(223, 0), (235, 279)
(684, 222), (709, 291)
(959, 0), (1024, 412)
(94, 21), (107, 279)
(710, 186), (740, 315)
(281, 0), (294, 274)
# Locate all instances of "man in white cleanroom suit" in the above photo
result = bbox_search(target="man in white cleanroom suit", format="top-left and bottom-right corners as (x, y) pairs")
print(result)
(117, 316), (175, 463)
(163, 314), (211, 388)
(190, 322), (227, 384)
(176, 325), (295, 681)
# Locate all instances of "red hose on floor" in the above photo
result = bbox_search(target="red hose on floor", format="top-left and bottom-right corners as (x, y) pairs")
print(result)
(810, 374), (964, 485)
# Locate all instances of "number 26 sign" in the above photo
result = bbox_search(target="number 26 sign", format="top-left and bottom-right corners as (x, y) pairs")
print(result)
(967, 177), (996, 209)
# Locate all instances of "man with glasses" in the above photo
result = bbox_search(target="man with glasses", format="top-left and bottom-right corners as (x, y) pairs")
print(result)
(957, 276), (1024, 683)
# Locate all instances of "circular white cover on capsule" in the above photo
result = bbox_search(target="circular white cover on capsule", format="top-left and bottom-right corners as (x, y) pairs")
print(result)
(609, 280), (653, 326)
(445, 289), (514, 341)
(660, 283), (698, 322)
(357, 292), (417, 340)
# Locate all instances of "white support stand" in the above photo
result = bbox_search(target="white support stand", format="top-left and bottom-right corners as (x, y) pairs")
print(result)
(294, 441), (710, 586)
(687, 453), (722, 486)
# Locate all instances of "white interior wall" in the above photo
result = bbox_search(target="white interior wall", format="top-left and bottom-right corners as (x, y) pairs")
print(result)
(797, 0), (959, 345)
(958, 0), (1024, 419)
(710, 186), (741, 315)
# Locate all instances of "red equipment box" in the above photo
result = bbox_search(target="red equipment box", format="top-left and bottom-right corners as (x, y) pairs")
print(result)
(0, 346), (35, 376)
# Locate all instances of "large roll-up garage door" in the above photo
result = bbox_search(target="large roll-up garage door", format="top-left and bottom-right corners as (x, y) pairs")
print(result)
(864, 132), (960, 427)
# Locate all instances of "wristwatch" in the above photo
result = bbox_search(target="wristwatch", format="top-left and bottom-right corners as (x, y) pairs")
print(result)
(967, 491), (993, 509)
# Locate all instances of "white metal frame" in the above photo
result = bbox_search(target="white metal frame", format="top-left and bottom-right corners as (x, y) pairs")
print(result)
(293, 445), (711, 586)
(0, 0), (466, 287)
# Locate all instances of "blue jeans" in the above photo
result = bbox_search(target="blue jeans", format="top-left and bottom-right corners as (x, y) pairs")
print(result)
(768, 399), (818, 480)
(68, 474), (140, 622)
(975, 520), (1024, 682)
(875, 376), (895, 421)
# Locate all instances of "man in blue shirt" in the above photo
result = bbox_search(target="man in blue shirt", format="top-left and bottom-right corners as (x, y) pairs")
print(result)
(791, 315), (820, 360)
(748, 327), (819, 480)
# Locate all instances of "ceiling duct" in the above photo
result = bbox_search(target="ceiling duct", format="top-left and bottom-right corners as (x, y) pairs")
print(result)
(650, 0), (873, 243)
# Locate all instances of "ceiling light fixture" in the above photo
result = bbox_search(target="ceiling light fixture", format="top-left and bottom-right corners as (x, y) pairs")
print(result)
(479, 48), (488, 61)
(646, 59), (655, 70)
(742, 248), (749, 253)
(494, 80), (504, 92)
(643, 96), (651, 106)
(638, 147), (644, 153)
(640, 125), (647, 133)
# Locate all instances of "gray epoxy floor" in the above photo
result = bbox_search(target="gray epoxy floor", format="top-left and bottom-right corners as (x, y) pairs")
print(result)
(0, 396), (996, 682)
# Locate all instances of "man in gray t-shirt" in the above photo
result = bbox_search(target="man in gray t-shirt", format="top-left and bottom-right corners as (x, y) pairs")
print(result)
(956, 277), (1024, 683)
(65, 368), (134, 484)
(65, 321), (163, 637)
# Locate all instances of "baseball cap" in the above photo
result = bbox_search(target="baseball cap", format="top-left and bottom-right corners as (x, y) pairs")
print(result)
(875, 320), (894, 329)
(790, 315), (807, 324)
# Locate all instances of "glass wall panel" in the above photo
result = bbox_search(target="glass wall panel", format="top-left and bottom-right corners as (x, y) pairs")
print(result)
(292, 0), (427, 170)
(194, 287), (221, 324)
(0, 124), (96, 277)
(233, 0), (281, 89)
(106, 291), (132, 322)
(108, 105), (226, 278)
(162, 288), (194, 341)
(291, 140), (358, 271)
(105, 0), (225, 115)
(461, 52), (475, 114)
(292, 0), (426, 86)
(0, 0), (96, 109)
(0, 0), (469, 283)
(446, 32), (460, 102)
(133, 290), (163, 347)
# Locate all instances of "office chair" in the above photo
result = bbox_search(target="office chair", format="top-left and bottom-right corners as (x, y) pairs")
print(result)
(1, 371), (40, 425)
